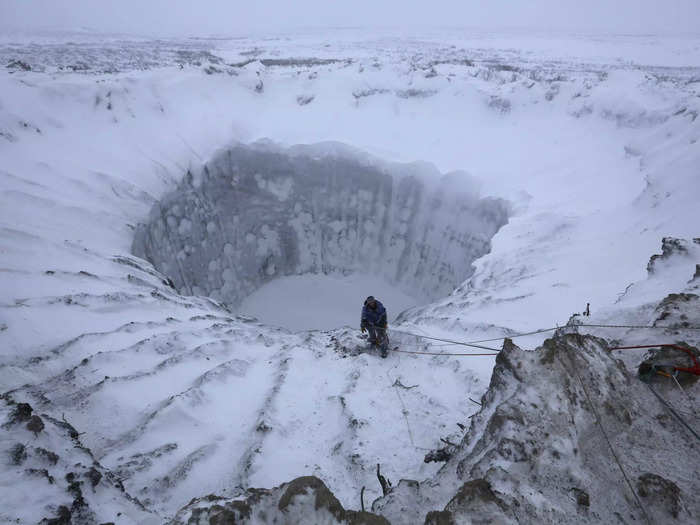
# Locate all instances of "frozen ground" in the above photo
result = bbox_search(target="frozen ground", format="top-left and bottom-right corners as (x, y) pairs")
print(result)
(238, 273), (420, 330)
(0, 29), (699, 523)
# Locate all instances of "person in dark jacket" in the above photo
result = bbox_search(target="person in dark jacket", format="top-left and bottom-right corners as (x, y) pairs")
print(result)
(361, 296), (388, 356)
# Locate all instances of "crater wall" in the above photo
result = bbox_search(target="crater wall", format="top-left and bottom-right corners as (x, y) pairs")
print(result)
(132, 143), (510, 307)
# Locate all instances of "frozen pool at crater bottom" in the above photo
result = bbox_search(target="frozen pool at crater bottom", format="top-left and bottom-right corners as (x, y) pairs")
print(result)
(237, 273), (422, 331)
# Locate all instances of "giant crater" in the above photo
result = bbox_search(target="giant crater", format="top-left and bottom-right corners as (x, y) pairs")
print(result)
(132, 143), (511, 322)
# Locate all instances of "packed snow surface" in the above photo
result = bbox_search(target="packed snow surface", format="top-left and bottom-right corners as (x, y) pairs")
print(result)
(1, 29), (699, 523)
(238, 273), (419, 330)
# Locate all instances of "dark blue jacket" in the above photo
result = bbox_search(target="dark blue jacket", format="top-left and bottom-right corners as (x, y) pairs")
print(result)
(361, 300), (387, 327)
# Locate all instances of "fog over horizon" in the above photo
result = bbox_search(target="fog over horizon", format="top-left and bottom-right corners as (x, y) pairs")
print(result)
(1, 0), (699, 36)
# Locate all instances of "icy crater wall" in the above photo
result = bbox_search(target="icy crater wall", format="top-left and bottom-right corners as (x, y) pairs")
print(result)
(133, 144), (510, 307)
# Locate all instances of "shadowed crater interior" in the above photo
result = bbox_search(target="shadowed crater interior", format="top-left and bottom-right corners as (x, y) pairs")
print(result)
(132, 142), (510, 313)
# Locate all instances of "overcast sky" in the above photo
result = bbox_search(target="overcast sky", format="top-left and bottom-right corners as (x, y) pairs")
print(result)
(1, 0), (699, 36)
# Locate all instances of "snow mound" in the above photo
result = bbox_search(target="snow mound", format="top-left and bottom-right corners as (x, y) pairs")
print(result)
(132, 143), (510, 310)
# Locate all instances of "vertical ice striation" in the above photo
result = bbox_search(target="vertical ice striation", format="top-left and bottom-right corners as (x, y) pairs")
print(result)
(133, 143), (510, 308)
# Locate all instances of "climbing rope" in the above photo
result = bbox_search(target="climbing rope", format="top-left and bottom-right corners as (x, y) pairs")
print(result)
(390, 328), (504, 352)
(385, 351), (433, 452)
(580, 323), (700, 330)
(392, 348), (499, 357)
(386, 329), (700, 361)
(409, 323), (700, 346)
(461, 326), (560, 344)
(669, 374), (699, 419)
(646, 382), (700, 441)
(386, 323), (700, 358)
(558, 352), (653, 525)
(455, 323), (700, 347)
(392, 382), (416, 446)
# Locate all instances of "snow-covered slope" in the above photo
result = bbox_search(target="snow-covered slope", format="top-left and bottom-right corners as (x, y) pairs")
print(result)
(1, 31), (699, 523)
(1, 394), (156, 524)
(375, 330), (700, 524)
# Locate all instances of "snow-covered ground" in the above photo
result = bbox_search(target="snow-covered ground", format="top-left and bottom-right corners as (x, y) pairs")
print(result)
(1, 29), (699, 523)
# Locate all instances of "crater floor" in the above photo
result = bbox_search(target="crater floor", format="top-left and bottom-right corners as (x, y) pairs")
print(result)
(238, 272), (420, 331)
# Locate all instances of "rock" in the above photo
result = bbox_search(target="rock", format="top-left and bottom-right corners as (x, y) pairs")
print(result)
(296, 94), (315, 106)
(87, 466), (103, 488)
(26, 414), (45, 435)
(188, 505), (234, 524)
(6, 59), (31, 71)
(654, 293), (700, 328)
(25, 468), (55, 484)
(424, 446), (453, 463)
(637, 473), (685, 520)
(442, 479), (511, 524)
(172, 475), (388, 524)
(570, 487), (590, 507)
(345, 510), (391, 525)
(423, 510), (455, 524)
(647, 237), (690, 275)
(373, 333), (700, 524)
(43, 505), (71, 525)
(34, 447), (59, 465)
(277, 476), (344, 519)
(9, 402), (33, 424)
(2, 395), (151, 523)
(9, 443), (27, 465)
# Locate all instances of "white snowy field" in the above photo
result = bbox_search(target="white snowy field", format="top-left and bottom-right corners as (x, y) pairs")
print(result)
(1, 29), (699, 522)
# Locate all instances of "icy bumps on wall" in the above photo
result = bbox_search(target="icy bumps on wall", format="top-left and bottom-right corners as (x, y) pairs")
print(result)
(132, 143), (510, 309)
